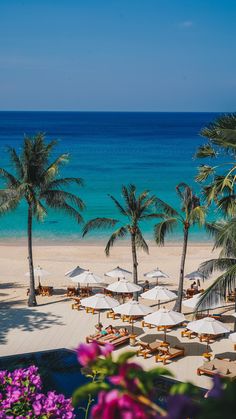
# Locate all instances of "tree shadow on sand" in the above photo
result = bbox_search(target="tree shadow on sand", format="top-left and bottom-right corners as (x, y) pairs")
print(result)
(0, 300), (64, 345)
(0, 282), (24, 289)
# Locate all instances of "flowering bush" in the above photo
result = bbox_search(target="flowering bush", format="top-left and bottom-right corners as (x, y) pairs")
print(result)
(74, 342), (236, 419)
(0, 365), (75, 418)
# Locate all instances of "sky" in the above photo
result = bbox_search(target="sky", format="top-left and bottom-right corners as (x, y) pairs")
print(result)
(0, 0), (235, 112)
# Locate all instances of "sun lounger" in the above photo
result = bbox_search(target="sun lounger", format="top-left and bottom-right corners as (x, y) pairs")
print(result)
(136, 340), (162, 358)
(197, 359), (236, 380)
(110, 334), (131, 347)
(155, 346), (185, 364)
(181, 329), (197, 339)
(85, 307), (98, 315)
(198, 334), (222, 343)
(67, 287), (78, 297)
(141, 320), (155, 329)
(121, 314), (143, 323)
(106, 310), (120, 320)
(71, 297), (81, 310)
(41, 286), (53, 296)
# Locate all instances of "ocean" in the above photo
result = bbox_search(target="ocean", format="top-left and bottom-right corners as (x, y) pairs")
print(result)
(0, 111), (220, 242)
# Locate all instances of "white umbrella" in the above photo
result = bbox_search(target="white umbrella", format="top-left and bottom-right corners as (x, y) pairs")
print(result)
(25, 266), (50, 287)
(229, 332), (236, 342)
(185, 270), (205, 281)
(187, 317), (230, 352)
(81, 293), (119, 325)
(141, 286), (177, 308)
(65, 266), (87, 278)
(144, 308), (185, 342)
(106, 279), (142, 293)
(105, 266), (132, 279)
(144, 268), (169, 285)
(113, 300), (153, 333)
(71, 271), (105, 285)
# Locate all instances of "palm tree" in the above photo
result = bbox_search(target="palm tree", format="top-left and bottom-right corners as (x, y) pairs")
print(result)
(196, 219), (236, 330)
(82, 184), (162, 293)
(154, 183), (206, 312)
(0, 133), (85, 307)
(196, 113), (236, 217)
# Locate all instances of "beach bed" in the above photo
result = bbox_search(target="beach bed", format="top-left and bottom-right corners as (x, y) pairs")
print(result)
(197, 358), (236, 380)
(136, 340), (162, 358)
(155, 346), (185, 365)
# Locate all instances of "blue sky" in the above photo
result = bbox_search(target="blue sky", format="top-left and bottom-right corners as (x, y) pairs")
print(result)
(0, 0), (235, 111)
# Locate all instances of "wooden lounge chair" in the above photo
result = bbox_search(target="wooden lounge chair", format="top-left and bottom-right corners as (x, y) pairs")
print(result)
(41, 286), (53, 296)
(110, 334), (131, 347)
(181, 329), (197, 339)
(121, 314), (143, 323)
(106, 310), (120, 320)
(199, 334), (220, 343)
(141, 320), (155, 329)
(67, 287), (78, 297)
(71, 297), (81, 310)
(197, 359), (236, 380)
(136, 340), (162, 358)
(155, 346), (185, 364)
(86, 307), (98, 315)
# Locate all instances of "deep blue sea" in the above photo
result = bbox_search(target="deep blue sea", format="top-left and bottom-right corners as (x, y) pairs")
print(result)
(0, 111), (220, 242)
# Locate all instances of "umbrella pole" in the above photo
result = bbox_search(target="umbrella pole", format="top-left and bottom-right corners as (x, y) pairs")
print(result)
(131, 318), (134, 335)
(164, 328), (166, 343)
(98, 311), (101, 325)
(158, 299), (160, 309)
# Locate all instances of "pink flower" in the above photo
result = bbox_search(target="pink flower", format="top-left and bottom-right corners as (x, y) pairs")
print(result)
(76, 342), (102, 366)
(91, 390), (158, 419)
(109, 362), (143, 393)
(100, 343), (114, 357)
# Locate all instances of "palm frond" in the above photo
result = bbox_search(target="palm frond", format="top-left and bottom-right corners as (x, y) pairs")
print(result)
(195, 144), (217, 159)
(154, 218), (178, 246)
(83, 218), (118, 237)
(195, 165), (215, 183)
(0, 168), (20, 187)
(48, 200), (83, 223)
(109, 195), (127, 216)
(7, 147), (24, 179)
(41, 189), (85, 211)
(199, 258), (236, 279)
(135, 227), (149, 253)
(218, 195), (236, 217)
(105, 226), (128, 256)
(189, 206), (206, 226)
(154, 197), (179, 218)
(47, 177), (84, 189)
(42, 154), (69, 183)
(196, 264), (236, 311)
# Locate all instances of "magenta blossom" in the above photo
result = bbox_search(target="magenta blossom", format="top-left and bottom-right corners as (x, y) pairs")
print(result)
(100, 343), (114, 357)
(109, 362), (143, 393)
(76, 342), (114, 366)
(91, 389), (158, 419)
(76, 342), (101, 366)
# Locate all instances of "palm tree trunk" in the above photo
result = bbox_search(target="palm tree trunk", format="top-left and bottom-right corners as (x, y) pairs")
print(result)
(131, 233), (138, 301)
(234, 290), (236, 332)
(174, 225), (189, 312)
(27, 204), (37, 307)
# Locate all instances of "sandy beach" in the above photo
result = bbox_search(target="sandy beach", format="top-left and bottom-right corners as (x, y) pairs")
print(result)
(0, 241), (235, 390)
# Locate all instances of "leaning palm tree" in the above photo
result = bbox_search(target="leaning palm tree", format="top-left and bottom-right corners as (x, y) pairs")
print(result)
(154, 183), (206, 312)
(196, 219), (236, 330)
(83, 184), (162, 291)
(0, 133), (85, 307)
(196, 113), (236, 217)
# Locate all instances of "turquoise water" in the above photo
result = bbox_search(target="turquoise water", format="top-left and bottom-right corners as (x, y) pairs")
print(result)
(0, 112), (219, 241)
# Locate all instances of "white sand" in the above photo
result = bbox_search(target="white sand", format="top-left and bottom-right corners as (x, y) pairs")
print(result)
(0, 241), (235, 390)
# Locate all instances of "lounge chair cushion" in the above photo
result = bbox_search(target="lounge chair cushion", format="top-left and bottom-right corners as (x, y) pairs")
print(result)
(202, 362), (215, 371)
